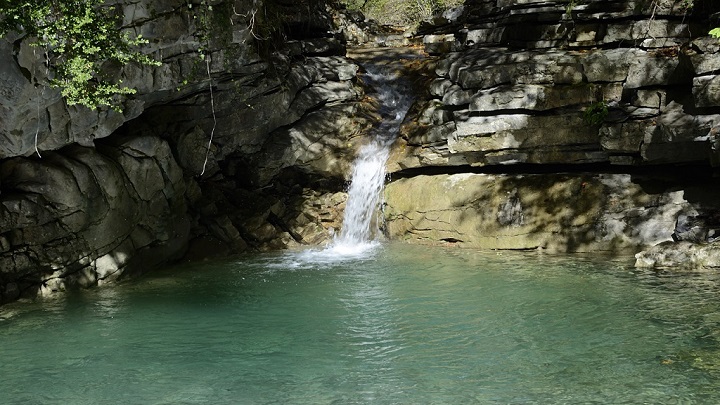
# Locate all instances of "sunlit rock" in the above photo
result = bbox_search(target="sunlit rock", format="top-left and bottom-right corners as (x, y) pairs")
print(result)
(635, 242), (720, 270)
(384, 173), (686, 253)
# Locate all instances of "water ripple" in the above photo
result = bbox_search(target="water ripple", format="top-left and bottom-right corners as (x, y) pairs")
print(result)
(2, 245), (720, 403)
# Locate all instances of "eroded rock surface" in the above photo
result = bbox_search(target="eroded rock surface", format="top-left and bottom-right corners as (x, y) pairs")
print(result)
(636, 241), (720, 270)
(0, 0), (371, 304)
(382, 0), (720, 268)
(393, 0), (720, 171)
(385, 172), (713, 253)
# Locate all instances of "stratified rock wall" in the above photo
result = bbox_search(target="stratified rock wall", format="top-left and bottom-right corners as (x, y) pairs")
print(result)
(384, 0), (720, 259)
(0, 138), (189, 295)
(393, 0), (720, 170)
(0, 0), (367, 303)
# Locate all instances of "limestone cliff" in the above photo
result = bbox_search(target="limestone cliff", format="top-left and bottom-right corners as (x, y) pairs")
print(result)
(0, 0), (371, 303)
(384, 0), (720, 265)
(4, 0), (720, 306)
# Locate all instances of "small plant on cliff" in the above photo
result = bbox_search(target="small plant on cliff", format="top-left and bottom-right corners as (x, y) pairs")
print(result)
(0, 0), (160, 110)
(583, 101), (609, 126)
(565, 0), (577, 17)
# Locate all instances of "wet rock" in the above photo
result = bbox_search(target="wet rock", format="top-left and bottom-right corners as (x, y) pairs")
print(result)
(284, 190), (347, 246)
(0, 282), (20, 304)
(635, 242), (720, 270)
(673, 212), (709, 243)
(672, 208), (720, 243)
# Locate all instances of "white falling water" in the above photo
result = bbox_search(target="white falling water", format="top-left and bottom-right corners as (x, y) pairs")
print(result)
(329, 66), (414, 255)
(281, 59), (416, 266)
(335, 141), (390, 246)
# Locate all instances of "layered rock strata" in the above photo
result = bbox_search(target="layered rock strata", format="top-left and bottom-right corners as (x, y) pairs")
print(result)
(384, 0), (720, 264)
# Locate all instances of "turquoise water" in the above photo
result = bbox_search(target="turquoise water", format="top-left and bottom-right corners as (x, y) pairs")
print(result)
(2, 243), (720, 404)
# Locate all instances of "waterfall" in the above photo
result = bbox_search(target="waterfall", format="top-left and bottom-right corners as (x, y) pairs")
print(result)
(331, 64), (414, 252)
(335, 140), (390, 245)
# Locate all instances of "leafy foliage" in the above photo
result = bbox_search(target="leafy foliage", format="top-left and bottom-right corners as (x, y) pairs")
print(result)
(339, 0), (463, 26)
(0, 0), (160, 110)
(583, 101), (609, 126)
(679, 0), (694, 11)
(565, 0), (576, 17)
(710, 27), (720, 39)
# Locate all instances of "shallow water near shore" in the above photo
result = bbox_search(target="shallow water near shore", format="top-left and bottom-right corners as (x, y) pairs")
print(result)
(2, 243), (720, 404)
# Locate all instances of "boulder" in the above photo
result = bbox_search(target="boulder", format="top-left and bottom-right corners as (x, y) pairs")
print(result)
(635, 242), (720, 270)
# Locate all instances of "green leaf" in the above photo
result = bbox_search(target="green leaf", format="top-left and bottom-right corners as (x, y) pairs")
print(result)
(710, 28), (720, 39)
(0, 0), (160, 111)
(583, 101), (609, 126)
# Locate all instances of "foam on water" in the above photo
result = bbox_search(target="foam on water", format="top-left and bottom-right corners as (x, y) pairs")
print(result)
(289, 241), (383, 268)
(265, 242), (382, 272)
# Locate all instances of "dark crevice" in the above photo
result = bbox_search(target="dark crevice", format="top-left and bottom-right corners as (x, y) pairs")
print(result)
(440, 237), (464, 243)
(267, 212), (304, 243)
(389, 162), (720, 182)
(451, 105), (586, 118)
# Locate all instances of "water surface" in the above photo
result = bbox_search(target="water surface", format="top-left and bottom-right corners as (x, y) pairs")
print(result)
(2, 243), (720, 404)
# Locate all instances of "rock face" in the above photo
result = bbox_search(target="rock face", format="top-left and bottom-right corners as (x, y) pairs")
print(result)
(0, 0), (371, 304)
(0, 138), (189, 296)
(386, 171), (719, 253)
(331, 7), (421, 48)
(393, 0), (720, 171)
(383, 0), (720, 265)
(3, 0), (720, 303)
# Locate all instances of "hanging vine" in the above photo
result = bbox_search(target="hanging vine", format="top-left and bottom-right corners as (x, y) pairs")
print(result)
(189, 0), (221, 177)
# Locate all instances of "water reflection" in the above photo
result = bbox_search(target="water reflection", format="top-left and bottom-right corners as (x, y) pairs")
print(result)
(2, 245), (720, 403)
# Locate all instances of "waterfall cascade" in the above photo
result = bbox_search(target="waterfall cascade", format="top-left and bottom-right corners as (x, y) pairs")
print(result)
(330, 63), (415, 253)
